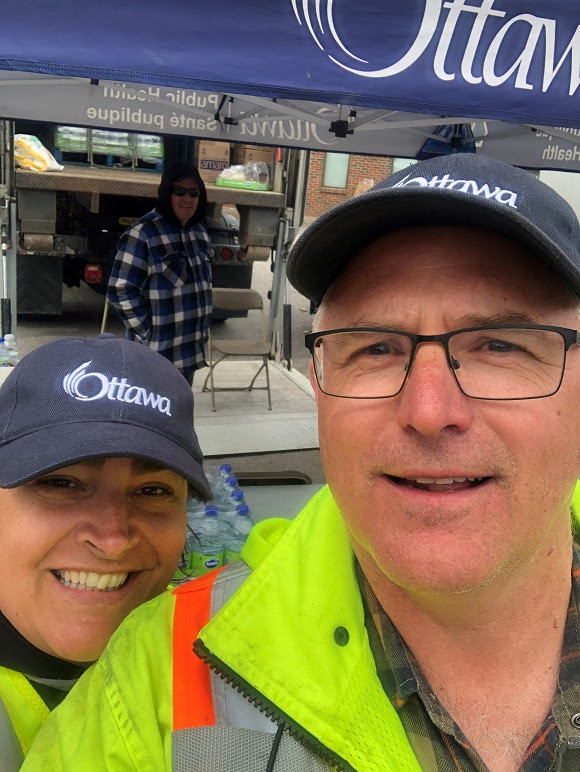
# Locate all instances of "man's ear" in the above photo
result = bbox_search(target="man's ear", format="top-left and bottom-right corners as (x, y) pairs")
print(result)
(308, 359), (320, 405)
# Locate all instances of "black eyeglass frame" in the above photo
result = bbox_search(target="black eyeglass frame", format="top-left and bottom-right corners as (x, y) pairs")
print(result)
(305, 324), (580, 401)
(170, 186), (200, 198)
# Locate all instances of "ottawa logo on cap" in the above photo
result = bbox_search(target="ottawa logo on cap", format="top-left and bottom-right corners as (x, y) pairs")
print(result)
(63, 361), (172, 416)
(392, 173), (518, 207)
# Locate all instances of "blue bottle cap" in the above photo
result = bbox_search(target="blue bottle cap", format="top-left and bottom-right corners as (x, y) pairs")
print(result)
(205, 505), (219, 516)
(236, 504), (250, 516)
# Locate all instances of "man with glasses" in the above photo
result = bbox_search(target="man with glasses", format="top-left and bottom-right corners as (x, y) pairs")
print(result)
(23, 155), (580, 771)
(107, 161), (212, 385)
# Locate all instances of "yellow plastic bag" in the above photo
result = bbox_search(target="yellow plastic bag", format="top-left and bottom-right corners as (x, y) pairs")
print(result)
(14, 134), (64, 172)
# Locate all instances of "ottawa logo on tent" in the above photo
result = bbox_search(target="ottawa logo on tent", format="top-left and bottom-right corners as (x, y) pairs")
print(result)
(290, 0), (577, 97)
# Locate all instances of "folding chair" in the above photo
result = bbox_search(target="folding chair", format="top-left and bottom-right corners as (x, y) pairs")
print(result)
(100, 298), (110, 334)
(202, 288), (272, 411)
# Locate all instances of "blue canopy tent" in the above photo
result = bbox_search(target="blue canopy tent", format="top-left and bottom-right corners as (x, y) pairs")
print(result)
(0, 1), (577, 344)
(0, 0), (577, 168)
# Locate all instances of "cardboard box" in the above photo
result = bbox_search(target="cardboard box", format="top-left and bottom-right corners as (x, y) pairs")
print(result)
(353, 178), (375, 197)
(194, 140), (231, 185)
(215, 177), (269, 191)
(233, 144), (275, 186)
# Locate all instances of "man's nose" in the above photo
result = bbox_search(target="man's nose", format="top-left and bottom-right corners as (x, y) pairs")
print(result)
(78, 497), (139, 559)
(396, 342), (473, 438)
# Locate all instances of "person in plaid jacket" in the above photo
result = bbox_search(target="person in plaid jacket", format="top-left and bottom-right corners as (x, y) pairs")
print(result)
(107, 161), (212, 385)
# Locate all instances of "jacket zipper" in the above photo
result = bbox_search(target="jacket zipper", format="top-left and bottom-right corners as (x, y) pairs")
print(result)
(193, 638), (356, 772)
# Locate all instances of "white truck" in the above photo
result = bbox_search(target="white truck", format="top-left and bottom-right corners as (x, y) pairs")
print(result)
(7, 123), (303, 319)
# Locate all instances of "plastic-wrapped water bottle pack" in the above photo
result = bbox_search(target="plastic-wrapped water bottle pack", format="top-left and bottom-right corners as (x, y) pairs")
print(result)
(173, 464), (255, 583)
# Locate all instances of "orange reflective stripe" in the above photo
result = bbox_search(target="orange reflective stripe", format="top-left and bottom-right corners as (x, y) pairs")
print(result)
(172, 567), (226, 731)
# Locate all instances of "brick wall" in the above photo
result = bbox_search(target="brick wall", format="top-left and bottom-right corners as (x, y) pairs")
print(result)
(304, 152), (394, 220)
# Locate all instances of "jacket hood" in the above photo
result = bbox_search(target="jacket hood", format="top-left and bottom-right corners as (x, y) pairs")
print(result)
(156, 161), (207, 227)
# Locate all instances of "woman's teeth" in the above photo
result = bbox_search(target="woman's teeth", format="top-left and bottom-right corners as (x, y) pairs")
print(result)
(54, 570), (129, 591)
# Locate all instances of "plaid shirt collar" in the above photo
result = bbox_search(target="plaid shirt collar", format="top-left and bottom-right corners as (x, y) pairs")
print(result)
(359, 548), (580, 768)
(357, 559), (457, 729)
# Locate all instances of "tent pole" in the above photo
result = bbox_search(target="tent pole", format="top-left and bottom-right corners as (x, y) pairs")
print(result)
(268, 149), (309, 363)
(0, 121), (15, 337)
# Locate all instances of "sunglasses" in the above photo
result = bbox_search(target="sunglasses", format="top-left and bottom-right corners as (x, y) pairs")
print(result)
(171, 186), (200, 198)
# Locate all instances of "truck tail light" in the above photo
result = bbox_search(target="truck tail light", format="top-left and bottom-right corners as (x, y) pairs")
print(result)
(84, 263), (103, 284)
(220, 247), (235, 261)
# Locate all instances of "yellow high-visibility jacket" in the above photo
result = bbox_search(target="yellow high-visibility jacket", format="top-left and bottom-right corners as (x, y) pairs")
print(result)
(22, 482), (580, 771)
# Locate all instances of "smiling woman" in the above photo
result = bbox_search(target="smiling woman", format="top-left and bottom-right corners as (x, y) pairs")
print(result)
(0, 458), (189, 662)
(0, 334), (210, 765)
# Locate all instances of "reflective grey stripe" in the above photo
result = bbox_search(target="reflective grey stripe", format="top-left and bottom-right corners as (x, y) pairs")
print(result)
(210, 668), (279, 734)
(172, 725), (332, 772)
(172, 563), (335, 770)
(0, 696), (24, 771)
(27, 675), (78, 692)
(209, 561), (251, 618)
(208, 562), (277, 732)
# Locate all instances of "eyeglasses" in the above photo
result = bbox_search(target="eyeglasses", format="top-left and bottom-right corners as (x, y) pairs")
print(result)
(171, 186), (200, 198)
(305, 325), (580, 400)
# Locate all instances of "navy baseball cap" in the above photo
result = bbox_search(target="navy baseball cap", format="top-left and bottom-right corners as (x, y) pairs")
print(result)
(287, 154), (580, 304)
(0, 334), (211, 497)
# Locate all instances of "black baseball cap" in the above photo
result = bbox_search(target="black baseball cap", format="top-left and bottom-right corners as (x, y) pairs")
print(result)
(0, 334), (211, 496)
(287, 154), (580, 304)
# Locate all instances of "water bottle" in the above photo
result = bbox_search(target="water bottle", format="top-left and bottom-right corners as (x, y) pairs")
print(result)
(216, 488), (246, 525)
(221, 505), (253, 564)
(211, 474), (239, 505)
(223, 532), (246, 565)
(186, 497), (207, 528)
(172, 528), (199, 585)
(205, 463), (233, 489)
(230, 504), (254, 539)
(3, 334), (18, 366)
(202, 503), (220, 519)
(217, 473), (238, 495)
(0, 339), (9, 367)
(189, 508), (224, 576)
(187, 504), (220, 550)
(214, 463), (233, 481)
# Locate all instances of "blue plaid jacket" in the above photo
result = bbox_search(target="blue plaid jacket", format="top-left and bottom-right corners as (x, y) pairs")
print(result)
(107, 210), (212, 374)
